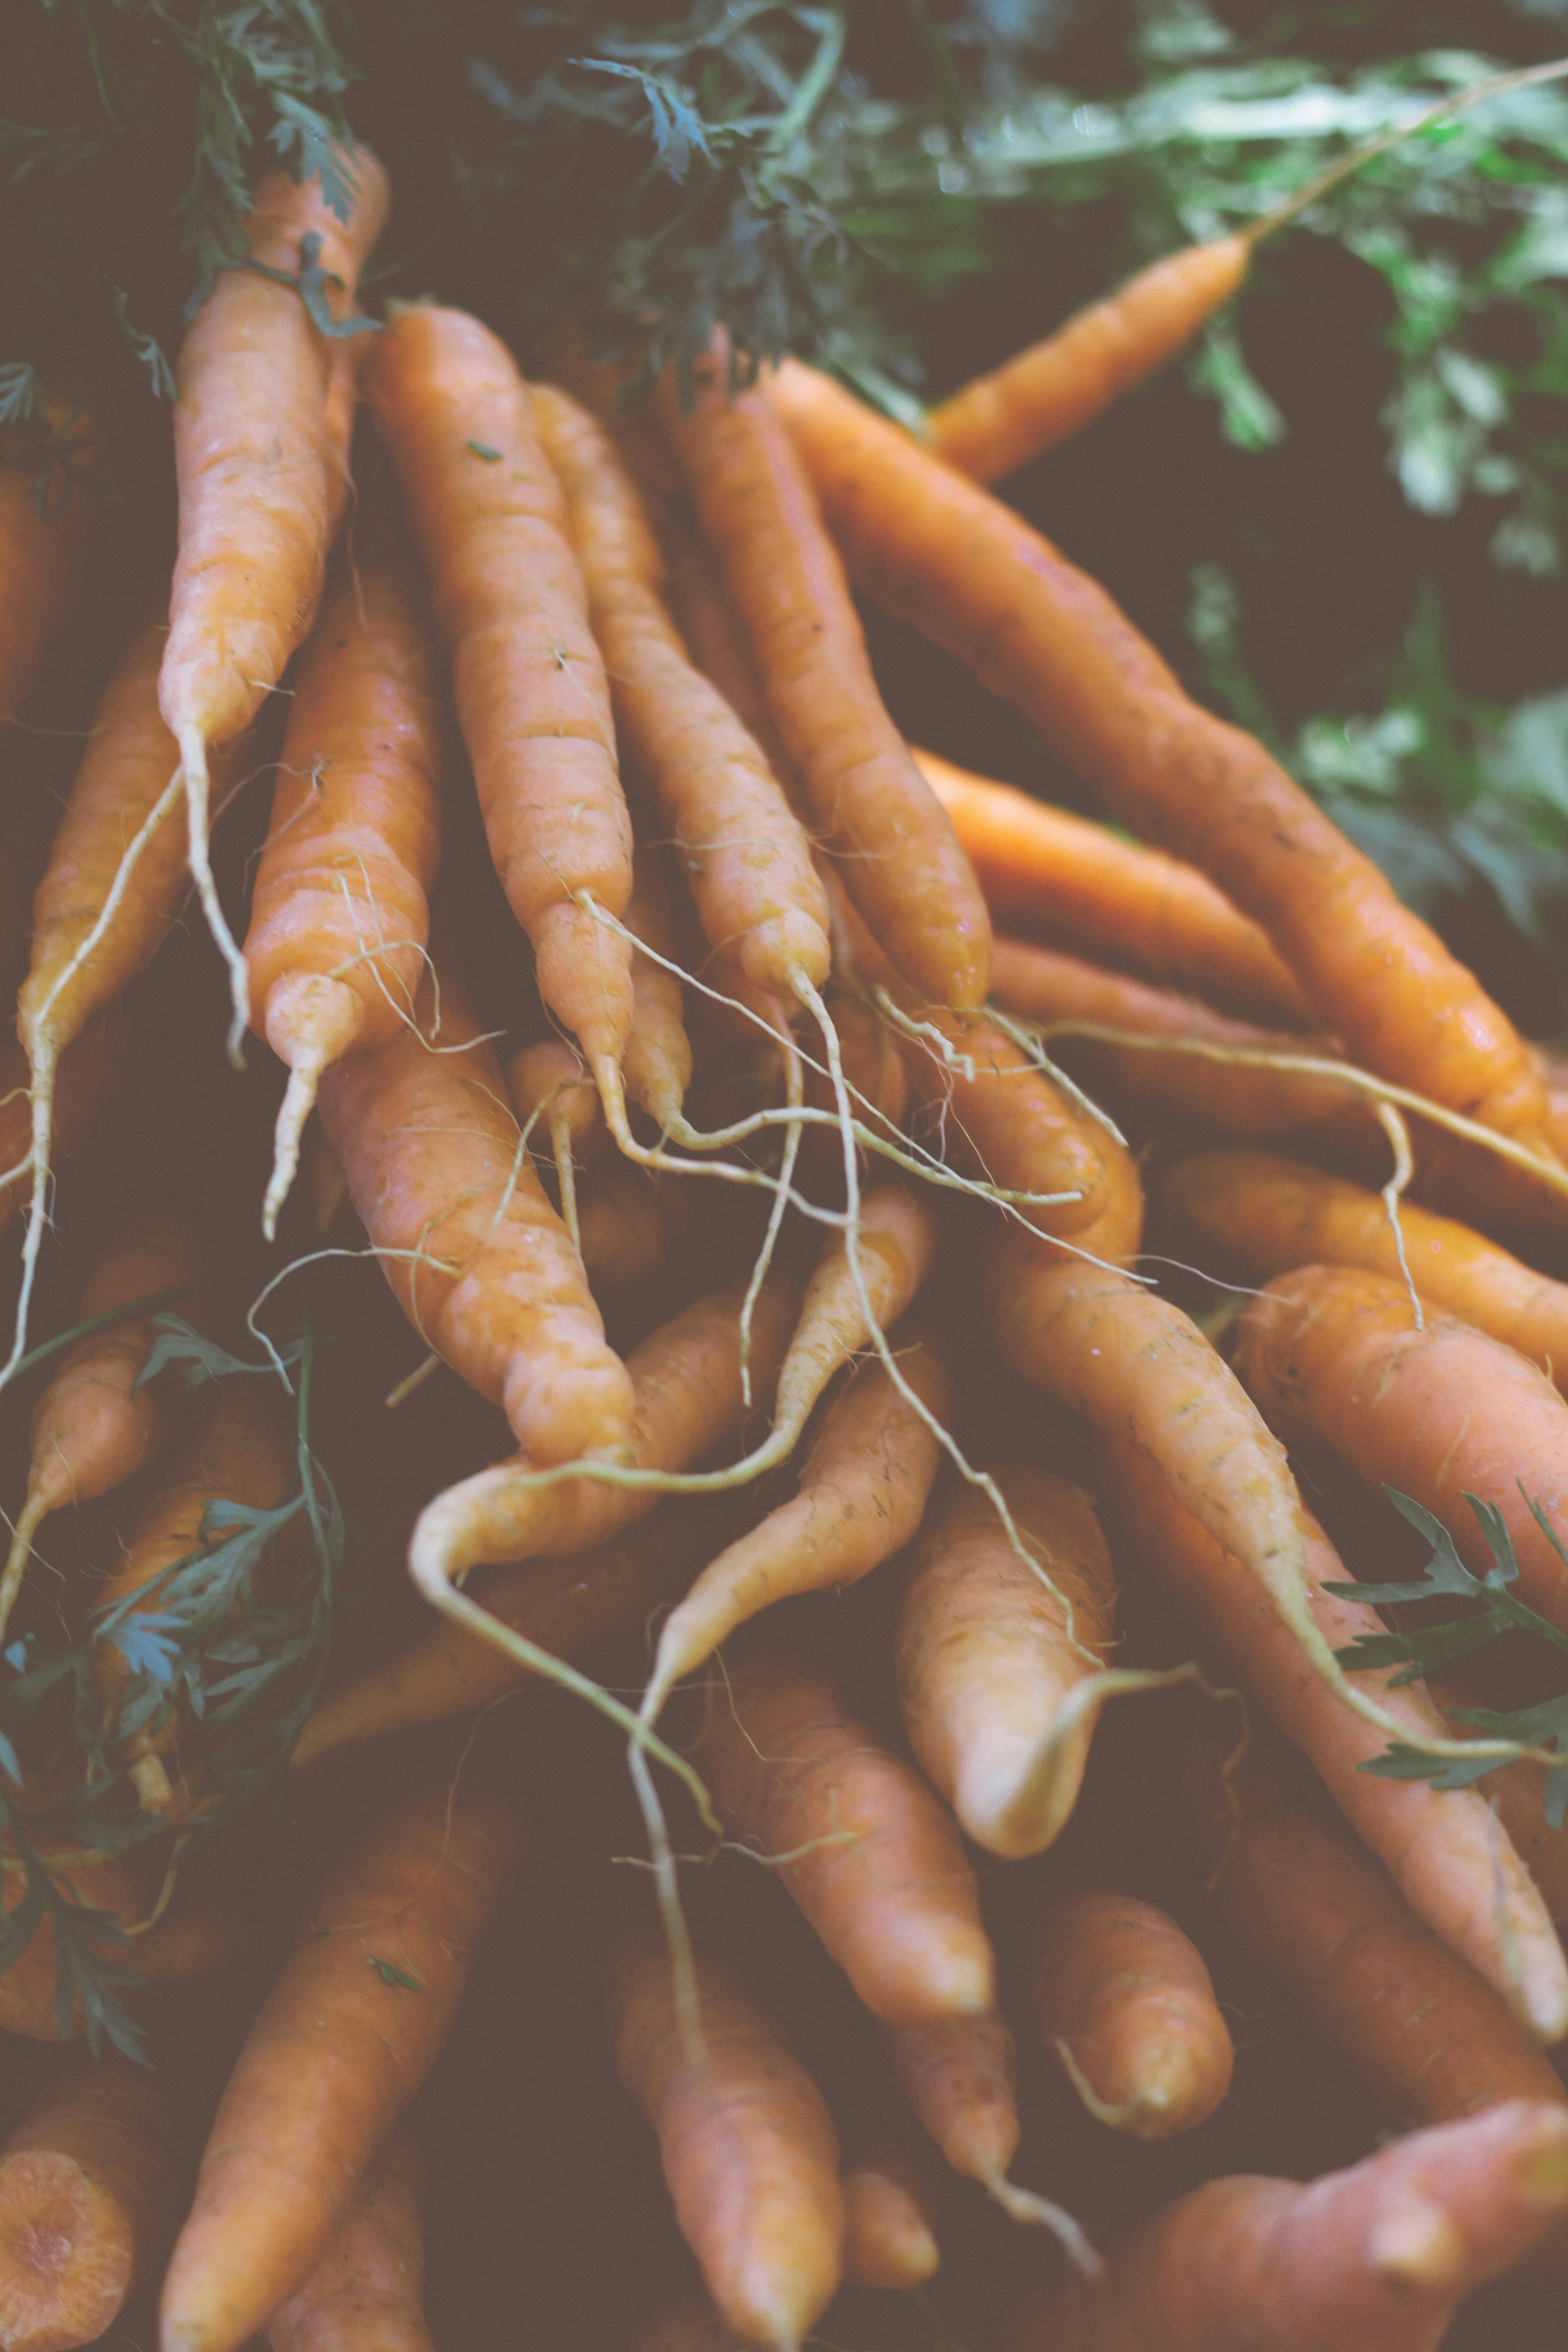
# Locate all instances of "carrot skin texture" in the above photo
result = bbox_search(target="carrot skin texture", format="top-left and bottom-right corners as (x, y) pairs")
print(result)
(1009, 2101), (1568, 2352)
(1029, 1888), (1232, 2140)
(768, 361), (1550, 1149)
(895, 1466), (1117, 1857)
(899, 1008), (1110, 1236)
(0, 2057), (175, 2352)
(612, 1938), (845, 2347)
(365, 309), (634, 1073)
(843, 2146), (941, 2288)
(914, 747), (1309, 1024)
(1233, 1262), (1568, 1635)
(928, 236), (1250, 484)
(159, 1782), (517, 2352)
(695, 1653), (995, 2026)
(266, 2129), (432, 2352)
(575, 1164), (673, 1286)
(889, 2008), (1021, 2184)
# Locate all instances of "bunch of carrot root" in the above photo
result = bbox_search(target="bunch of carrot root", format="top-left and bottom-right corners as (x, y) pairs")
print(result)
(6, 98), (1568, 2352)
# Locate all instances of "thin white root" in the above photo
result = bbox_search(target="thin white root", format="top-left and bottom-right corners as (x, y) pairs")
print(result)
(986, 2176), (1105, 2278)
(0, 1490), (49, 1646)
(386, 1352), (441, 1411)
(1, 1040), (57, 1395)
(264, 1053), (329, 1243)
(1376, 1101), (1423, 1332)
(177, 732), (250, 1065)
(738, 1019), (804, 1411)
(627, 1735), (704, 2067)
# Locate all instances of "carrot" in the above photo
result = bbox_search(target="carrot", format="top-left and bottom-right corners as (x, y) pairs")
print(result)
(1107, 1438), (1568, 2039)
(894, 1467), (1117, 1858)
(1028, 1887), (1233, 2140)
(611, 1930), (844, 2348)
(506, 1038), (606, 1162)
(656, 356), (990, 1014)
(0, 1018), (118, 1255)
(0, 2055), (174, 2352)
(1014, 2100), (1568, 2352)
(843, 2145), (940, 2290)
(1165, 1148), (1568, 1387)
(364, 308), (635, 1095)
(244, 546), (443, 1238)
(3, 1211), (201, 1639)
(317, 962), (634, 1467)
(897, 1005), (1112, 1238)
(643, 1336), (950, 1722)
(266, 2127), (431, 2352)
(530, 384), (830, 1012)
(913, 749), (1310, 1024)
(796, 989), (908, 1181)
(0, 395), (93, 727)
(621, 851), (696, 1134)
(162, 152), (389, 1048)
(576, 1164), (675, 1289)
(692, 1650), (994, 2027)
(1232, 1263), (1568, 1636)
(159, 1777), (517, 2352)
(767, 361), (1555, 1159)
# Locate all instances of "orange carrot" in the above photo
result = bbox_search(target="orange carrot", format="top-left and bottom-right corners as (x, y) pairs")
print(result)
(644, 1337), (950, 1720)
(0, 1018), (118, 1253)
(1165, 1148), (1568, 1386)
(244, 547), (443, 1238)
(1014, 2101), (1568, 2352)
(914, 748), (1310, 1023)
(1028, 1887), (1232, 2140)
(160, 1778), (517, 2352)
(843, 2145), (940, 2289)
(0, 2055), (175, 2352)
(365, 309), (634, 1091)
(620, 851), (695, 1133)
(898, 1004), (1112, 1237)
(894, 1467), (1117, 1858)
(768, 362), (1554, 1156)
(266, 2127), (431, 2352)
(0, 395), (93, 726)
(1232, 1263), (1568, 1635)
(162, 152), (389, 1045)
(506, 1038), (607, 1161)
(692, 1651), (995, 2026)
(317, 963), (634, 1467)
(657, 356), (990, 1013)
(576, 1164), (675, 1288)
(889, 2007), (1021, 2188)
(1108, 1439), (1568, 2039)
(611, 1931), (844, 2348)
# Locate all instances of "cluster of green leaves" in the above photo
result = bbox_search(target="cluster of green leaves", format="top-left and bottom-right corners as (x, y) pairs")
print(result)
(1327, 1486), (1568, 1828)
(0, 1307), (343, 2059)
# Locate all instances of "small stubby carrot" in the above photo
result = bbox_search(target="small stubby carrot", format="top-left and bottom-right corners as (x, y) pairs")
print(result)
(643, 1336), (949, 1721)
(530, 385), (830, 1013)
(913, 749), (1310, 1024)
(843, 2145), (940, 2290)
(656, 356), (990, 1014)
(0, 2055), (175, 2352)
(1012, 2100), (1568, 2352)
(0, 394), (93, 727)
(1232, 1262), (1568, 1636)
(1107, 1438), (1568, 2040)
(1028, 1887), (1232, 2141)
(318, 963), (634, 1467)
(768, 361), (1554, 1157)
(162, 152), (389, 1045)
(266, 2127), (431, 2352)
(897, 1004), (1112, 1237)
(612, 1930), (844, 2348)
(894, 1467), (1117, 1859)
(160, 1778), (517, 2352)
(365, 308), (635, 1091)
(693, 1651), (995, 2027)
(244, 546), (443, 1238)
(1165, 1148), (1568, 1388)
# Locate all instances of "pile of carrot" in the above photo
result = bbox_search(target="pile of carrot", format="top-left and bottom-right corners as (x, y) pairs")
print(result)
(3, 103), (1568, 2351)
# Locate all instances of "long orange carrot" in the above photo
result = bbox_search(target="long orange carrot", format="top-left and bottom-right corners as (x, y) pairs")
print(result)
(160, 1778), (517, 2352)
(611, 1931), (844, 2349)
(0, 394), (93, 726)
(162, 152), (389, 1046)
(365, 309), (634, 1093)
(693, 1651), (995, 2026)
(843, 2145), (940, 2290)
(266, 2127), (431, 2352)
(244, 546), (443, 1237)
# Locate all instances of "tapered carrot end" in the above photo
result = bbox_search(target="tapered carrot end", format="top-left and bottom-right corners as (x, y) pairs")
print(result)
(0, 1488), (52, 1649)
(844, 2159), (940, 2289)
(177, 730), (250, 1068)
(262, 975), (365, 1241)
(955, 1710), (1097, 1860)
(0, 2151), (136, 2352)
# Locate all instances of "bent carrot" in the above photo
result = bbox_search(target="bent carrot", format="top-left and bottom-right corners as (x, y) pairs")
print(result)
(0, 2055), (174, 2352)
(159, 1778), (517, 2352)
(894, 1467), (1117, 1858)
(365, 308), (634, 1089)
(266, 2128), (431, 2352)
(611, 1931), (844, 2348)
(768, 362), (1553, 1155)
(244, 546), (442, 1238)
(843, 2145), (940, 2289)
(657, 356), (990, 1013)
(1028, 1887), (1232, 2140)
(693, 1651), (995, 2026)
(914, 748), (1309, 1023)
(162, 152), (389, 1047)
(1014, 2100), (1568, 2352)
(317, 963), (633, 1468)
(0, 395), (93, 727)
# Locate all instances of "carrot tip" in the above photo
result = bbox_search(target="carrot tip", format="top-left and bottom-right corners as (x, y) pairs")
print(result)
(1367, 2194), (1467, 2291)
